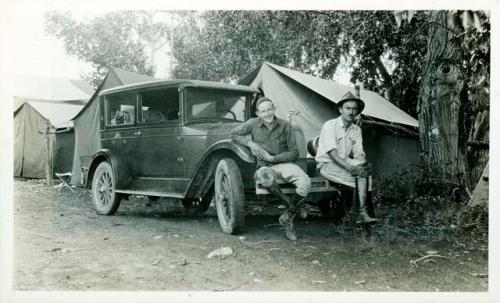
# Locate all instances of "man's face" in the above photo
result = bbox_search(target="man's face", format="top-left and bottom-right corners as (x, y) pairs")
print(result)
(339, 100), (359, 123)
(256, 101), (276, 124)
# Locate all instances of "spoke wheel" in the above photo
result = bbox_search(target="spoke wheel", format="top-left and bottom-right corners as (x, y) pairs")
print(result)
(214, 158), (245, 234)
(92, 161), (122, 215)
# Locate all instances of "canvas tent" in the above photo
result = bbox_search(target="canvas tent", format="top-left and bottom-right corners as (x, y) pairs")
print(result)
(14, 77), (93, 179)
(70, 67), (157, 185)
(14, 77), (94, 111)
(240, 62), (420, 178)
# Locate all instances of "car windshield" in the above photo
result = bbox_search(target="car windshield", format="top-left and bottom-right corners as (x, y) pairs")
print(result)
(185, 88), (252, 123)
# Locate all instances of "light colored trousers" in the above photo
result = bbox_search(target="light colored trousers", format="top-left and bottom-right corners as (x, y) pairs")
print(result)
(255, 163), (311, 197)
(318, 159), (373, 191)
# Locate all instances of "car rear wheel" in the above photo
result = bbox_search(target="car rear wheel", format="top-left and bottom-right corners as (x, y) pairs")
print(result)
(214, 158), (245, 234)
(92, 161), (122, 215)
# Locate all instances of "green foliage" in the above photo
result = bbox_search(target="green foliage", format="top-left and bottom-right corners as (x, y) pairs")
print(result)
(171, 11), (344, 82)
(45, 10), (436, 117)
(45, 11), (157, 87)
(170, 11), (433, 117)
(374, 167), (487, 243)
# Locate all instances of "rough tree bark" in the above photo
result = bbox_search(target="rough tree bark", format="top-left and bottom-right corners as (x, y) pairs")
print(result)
(418, 11), (489, 190)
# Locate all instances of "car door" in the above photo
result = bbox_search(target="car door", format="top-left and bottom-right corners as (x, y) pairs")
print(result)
(100, 91), (141, 178)
(136, 86), (187, 193)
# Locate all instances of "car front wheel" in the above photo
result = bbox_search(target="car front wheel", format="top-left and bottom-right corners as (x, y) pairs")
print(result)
(214, 158), (245, 234)
(92, 161), (122, 215)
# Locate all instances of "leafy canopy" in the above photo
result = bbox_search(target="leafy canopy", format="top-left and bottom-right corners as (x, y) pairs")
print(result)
(45, 11), (162, 87)
(170, 11), (431, 117)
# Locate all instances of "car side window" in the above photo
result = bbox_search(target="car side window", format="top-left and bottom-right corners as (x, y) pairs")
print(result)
(185, 88), (250, 122)
(140, 88), (180, 123)
(105, 93), (137, 126)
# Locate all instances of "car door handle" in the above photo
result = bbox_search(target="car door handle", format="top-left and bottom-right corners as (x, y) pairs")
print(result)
(134, 130), (142, 136)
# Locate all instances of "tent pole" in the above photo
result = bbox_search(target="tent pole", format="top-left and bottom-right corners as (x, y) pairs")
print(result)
(44, 124), (53, 186)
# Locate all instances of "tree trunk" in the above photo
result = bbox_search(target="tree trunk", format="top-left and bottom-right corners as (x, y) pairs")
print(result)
(418, 11), (467, 183)
(418, 11), (489, 190)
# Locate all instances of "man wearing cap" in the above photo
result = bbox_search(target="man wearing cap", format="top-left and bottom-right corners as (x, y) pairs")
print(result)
(315, 91), (379, 224)
(231, 97), (311, 241)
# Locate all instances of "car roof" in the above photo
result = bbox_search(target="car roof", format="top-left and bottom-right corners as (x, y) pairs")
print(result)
(100, 79), (260, 96)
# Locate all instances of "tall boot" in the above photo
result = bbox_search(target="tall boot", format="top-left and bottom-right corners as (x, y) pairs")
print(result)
(357, 205), (379, 224)
(267, 184), (292, 206)
(267, 185), (306, 241)
(355, 178), (379, 224)
(279, 193), (307, 241)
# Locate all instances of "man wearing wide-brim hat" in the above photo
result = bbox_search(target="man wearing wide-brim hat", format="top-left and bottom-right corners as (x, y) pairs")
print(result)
(315, 91), (379, 223)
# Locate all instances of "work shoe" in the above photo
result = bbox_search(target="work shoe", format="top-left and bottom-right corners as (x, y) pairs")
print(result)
(278, 212), (290, 226)
(356, 209), (380, 224)
(279, 212), (298, 241)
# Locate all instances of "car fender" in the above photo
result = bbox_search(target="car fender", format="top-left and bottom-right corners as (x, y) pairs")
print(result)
(183, 139), (255, 199)
(205, 139), (255, 164)
(86, 149), (131, 189)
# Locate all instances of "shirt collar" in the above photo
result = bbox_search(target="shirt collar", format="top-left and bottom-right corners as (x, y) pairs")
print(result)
(336, 116), (355, 131)
(258, 116), (280, 129)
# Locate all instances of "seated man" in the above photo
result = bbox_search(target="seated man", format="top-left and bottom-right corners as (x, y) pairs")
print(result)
(315, 92), (379, 224)
(231, 97), (311, 241)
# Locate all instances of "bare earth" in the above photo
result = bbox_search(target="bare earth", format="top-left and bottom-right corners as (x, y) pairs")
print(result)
(14, 178), (488, 291)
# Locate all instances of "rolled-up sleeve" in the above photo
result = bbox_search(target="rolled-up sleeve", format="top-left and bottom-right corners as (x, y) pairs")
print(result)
(230, 120), (253, 146)
(315, 121), (337, 161)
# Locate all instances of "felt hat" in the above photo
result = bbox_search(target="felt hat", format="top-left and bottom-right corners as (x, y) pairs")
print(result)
(338, 91), (365, 114)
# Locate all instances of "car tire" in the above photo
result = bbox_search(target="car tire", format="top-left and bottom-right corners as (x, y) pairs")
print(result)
(92, 161), (122, 215)
(214, 158), (245, 234)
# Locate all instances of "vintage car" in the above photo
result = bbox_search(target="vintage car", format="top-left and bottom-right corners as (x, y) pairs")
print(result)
(85, 79), (336, 235)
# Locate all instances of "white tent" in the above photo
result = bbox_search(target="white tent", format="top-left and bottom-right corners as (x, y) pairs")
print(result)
(13, 76), (93, 178)
(240, 62), (420, 177)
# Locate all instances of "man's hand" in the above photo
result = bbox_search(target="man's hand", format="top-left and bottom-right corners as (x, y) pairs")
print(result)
(350, 163), (369, 177)
(247, 141), (274, 162)
(361, 162), (372, 174)
(258, 149), (275, 162)
(349, 165), (363, 177)
(247, 141), (267, 157)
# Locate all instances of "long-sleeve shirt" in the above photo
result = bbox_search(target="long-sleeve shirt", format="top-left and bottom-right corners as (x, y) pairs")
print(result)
(231, 117), (299, 167)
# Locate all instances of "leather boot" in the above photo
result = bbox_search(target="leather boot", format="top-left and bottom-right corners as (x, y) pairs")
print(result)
(356, 197), (379, 224)
(355, 178), (379, 224)
(279, 193), (307, 241)
(267, 185), (308, 241)
(357, 208), (380, 224)
(279, 212), (297, 241)
(267, 184), (292, 205)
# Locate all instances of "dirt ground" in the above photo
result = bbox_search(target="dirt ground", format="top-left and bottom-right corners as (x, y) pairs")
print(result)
(13, 178), (488, 291)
